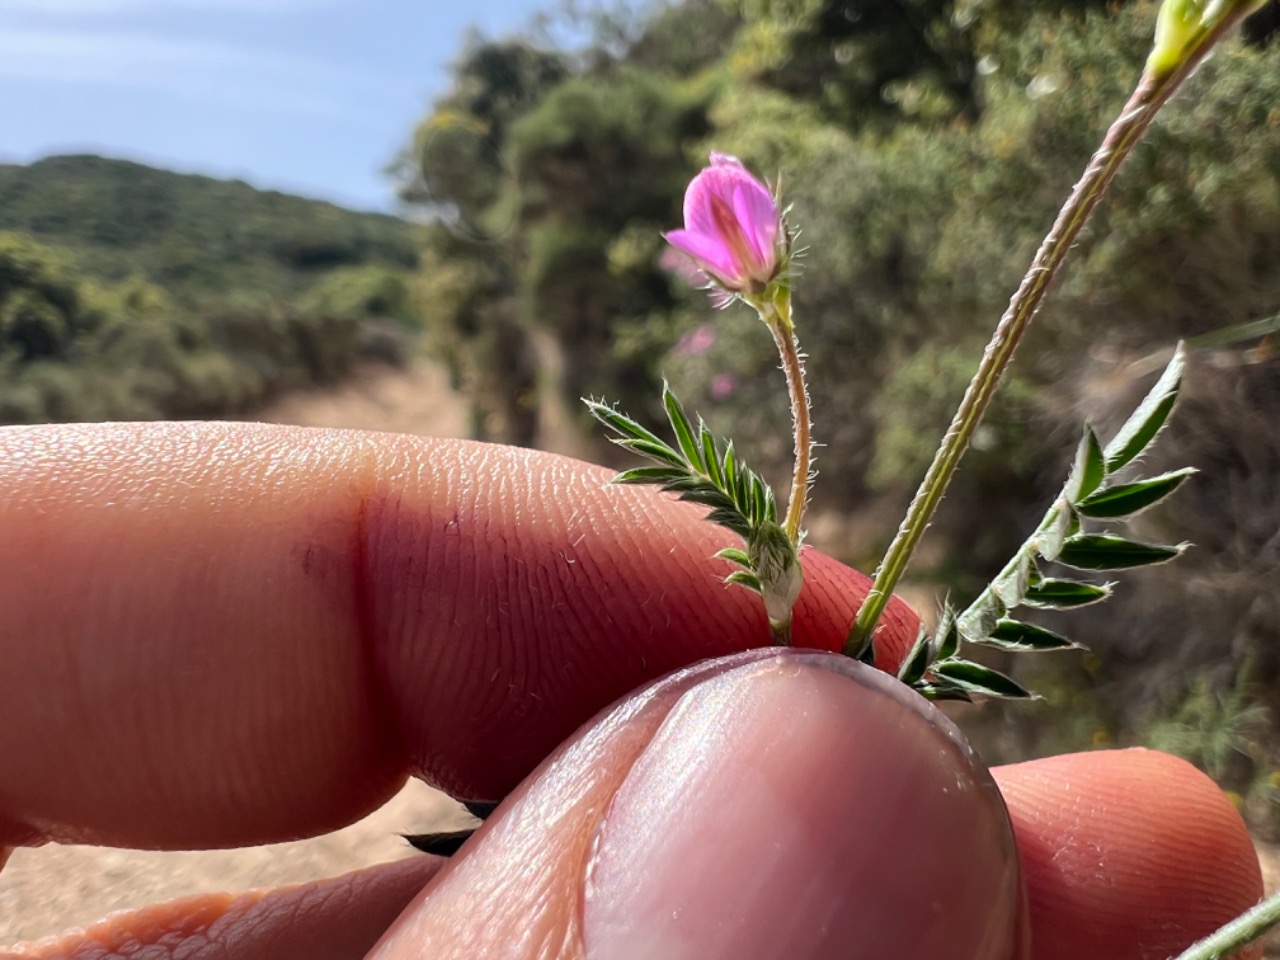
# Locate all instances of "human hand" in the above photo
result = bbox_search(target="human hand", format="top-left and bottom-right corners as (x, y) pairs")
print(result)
(0, 423), (1262, 959)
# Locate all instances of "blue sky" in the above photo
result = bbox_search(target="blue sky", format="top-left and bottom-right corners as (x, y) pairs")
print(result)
(0, 0), (559, 211)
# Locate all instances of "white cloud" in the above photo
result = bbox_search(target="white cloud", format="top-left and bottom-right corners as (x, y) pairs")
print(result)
(0, 28), (385, 116)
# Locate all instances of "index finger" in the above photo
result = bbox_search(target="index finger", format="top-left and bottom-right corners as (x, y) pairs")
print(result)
(0, 422), (914, 851)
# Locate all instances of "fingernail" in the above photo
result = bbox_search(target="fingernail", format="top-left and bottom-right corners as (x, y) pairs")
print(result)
(582, 652), (1022, 960)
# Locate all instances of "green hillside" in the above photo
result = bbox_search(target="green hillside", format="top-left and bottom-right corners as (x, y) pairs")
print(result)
(0, 155), (423, 425)
(0, 154), (419, 302)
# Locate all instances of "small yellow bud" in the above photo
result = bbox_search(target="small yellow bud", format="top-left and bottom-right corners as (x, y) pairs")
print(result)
(1148, 0), (1268, 77)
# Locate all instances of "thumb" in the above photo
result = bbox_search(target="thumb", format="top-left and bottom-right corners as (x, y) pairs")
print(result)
(370, 648), (1027, 960)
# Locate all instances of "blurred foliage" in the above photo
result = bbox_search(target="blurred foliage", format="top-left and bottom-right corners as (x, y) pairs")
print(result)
(735, 0), (1121, 129)
(1144, 671), (1270, 788)
(399, 22), (720, 444)
(0, 234), (413, 424)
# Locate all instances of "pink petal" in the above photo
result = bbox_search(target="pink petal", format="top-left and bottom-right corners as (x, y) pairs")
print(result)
(682, 155), (775, 263)
(731, 180), (779, 272)
(682, 172), (727, 239)
(665, 229), (741, 284)
(709, 153), (746, 171)
(683, 156), (752, 237)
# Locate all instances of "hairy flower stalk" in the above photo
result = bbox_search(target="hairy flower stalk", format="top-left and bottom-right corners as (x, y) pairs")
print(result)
(759, 288), (811, 544)
(844, 0), (1265, 658)
(665, 153), (812, 636)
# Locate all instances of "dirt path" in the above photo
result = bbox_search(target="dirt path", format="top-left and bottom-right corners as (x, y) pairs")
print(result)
(253, 357), (471, 439)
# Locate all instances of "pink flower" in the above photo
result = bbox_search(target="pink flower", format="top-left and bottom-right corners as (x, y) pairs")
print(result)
(665, 153), (782, 296)
(710, 372), (738, 399)
(675, 324), (717, 357)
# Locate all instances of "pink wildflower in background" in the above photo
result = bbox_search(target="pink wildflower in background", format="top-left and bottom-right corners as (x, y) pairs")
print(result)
(710, 373), (738, 400)
(664, 153), (782, 296)
(675, 325), (717, 357)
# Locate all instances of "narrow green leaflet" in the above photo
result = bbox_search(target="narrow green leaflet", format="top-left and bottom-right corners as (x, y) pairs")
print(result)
(1065, 426), (1106, 502)
(1103, 343), (1186, 472)
(931, 659), (1036, 699)
(897, 624), (934, 686)
(724, 570), (764, 592)
(702, 427), (723, 487)
(1075, 468), (1196, 519)
(663, 383), (703, 470)
(1022, 577), (1112, 609)
(614, 465), (690, 485)
(984, 618), (1081, 652)
(1057, 534), (1186, 570)
(583, 399), (667, 449)
(934, 605), (960, 661)
(714, 547), (752, 568)
(914, 679), (974, 703)
(615, 437), (686, 468)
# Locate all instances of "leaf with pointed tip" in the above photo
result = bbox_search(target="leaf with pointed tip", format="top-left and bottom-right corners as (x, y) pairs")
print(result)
(1022, 578), (1112, 609)
(724, 570), (763, 592)
(979, 619), (1081, 652)
(753, 478), (773, 524)
(662, 384), (703, 471)
(1076, 468), (1197, 519)
(935, 606), (961, 660)
(701, 426), (723, 486)
(932, 659), (1036, 699)
(897, 624), (934, 685)
(665, 478), (735, 507)
(613, 466), (690, 485)
(913, 678), (973, 703)
(1066, 426), (1107, 502)
(585, 399), (666, 447)
(722, 441), (738, 492)
(1057, 534), (1186, 570)
(715, 547), (752, 567)
(704, 510), (749, 539)
(613, 437), (685, 468)
(1104, 344), (1185, 472)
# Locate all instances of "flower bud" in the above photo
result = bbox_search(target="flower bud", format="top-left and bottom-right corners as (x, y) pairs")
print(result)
(1148, 0), (1267, 76)
(750, 521), (804, 630)
(664, 153), (783, 296)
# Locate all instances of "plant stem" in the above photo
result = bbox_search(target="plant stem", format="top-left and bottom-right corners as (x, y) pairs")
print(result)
(957, 499), (1067, 640)
(1171, 890), (1280, 960)
(843, 7), (1252, 659)
(762, 292), (812, 545)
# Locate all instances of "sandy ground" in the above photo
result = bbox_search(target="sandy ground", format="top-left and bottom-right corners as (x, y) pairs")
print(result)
(250, 357), (470, 440)
(4, 357), (1279, 952)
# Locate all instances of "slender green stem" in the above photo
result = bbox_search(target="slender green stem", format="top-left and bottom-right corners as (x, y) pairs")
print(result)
(761, 292), (812, 545)
(1171, 890), (1280, 960)
(843, 7), (1252, 659)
